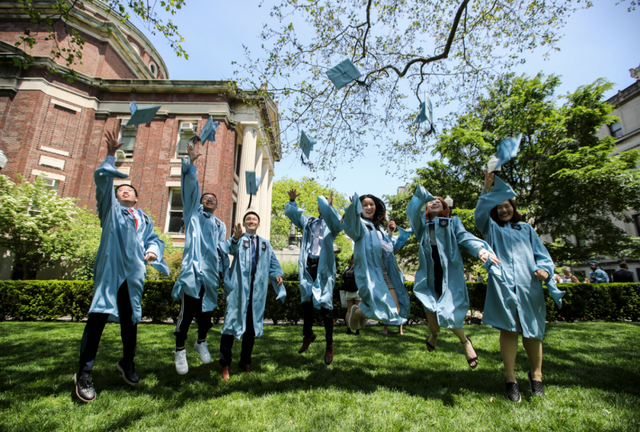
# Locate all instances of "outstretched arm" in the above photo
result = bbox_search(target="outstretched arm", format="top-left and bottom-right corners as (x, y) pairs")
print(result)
(318, 195), (343, 237)
(341, 193), (365, 242)
(406, 185), (434, 239)
(95, 130), (128, 223)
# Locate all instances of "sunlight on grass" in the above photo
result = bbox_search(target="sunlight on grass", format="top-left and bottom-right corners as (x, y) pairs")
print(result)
(1, 322), (639, 431)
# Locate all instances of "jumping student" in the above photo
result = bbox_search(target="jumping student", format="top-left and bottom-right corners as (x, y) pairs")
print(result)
(74, 130), (169, 402)
(172, 140), (229, 375)
(218, 211), (285, 381)
(285, 190), (342, 365)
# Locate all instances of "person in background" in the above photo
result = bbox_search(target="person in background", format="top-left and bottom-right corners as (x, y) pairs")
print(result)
(560, 267), (580, 283)
(613, 262), (634, 283)
(588, 261), (610, 283)
(342, 255), (361, 335)
(74, 130), (169, 403)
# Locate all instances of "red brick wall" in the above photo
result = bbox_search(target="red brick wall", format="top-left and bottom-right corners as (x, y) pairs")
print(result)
(0, 21), (137, 79)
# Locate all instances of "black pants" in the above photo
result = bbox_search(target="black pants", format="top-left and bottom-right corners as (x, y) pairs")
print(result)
(302, 257), (334, 346)
(174, 284), (213, 348)
(78, 281), (136, 374)
(219, 280), (255, 367)
(431, 245), (443, 298)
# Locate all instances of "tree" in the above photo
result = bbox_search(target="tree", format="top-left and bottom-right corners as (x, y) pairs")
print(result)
(387, 73), (640, 267)
(14, 0), (187, 81)
(237, 0), (611, 173)
(271, 176), (352, 267)
(0, 174), (80, 279)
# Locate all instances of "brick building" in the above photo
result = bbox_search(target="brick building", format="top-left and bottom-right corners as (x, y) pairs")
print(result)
(0, 0), (281, 266)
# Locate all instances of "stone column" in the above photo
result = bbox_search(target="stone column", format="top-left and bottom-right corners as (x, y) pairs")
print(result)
(236, 125), (258, 215)
(258, 159), (270, 238)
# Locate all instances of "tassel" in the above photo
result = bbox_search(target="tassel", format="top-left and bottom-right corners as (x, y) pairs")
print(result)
(248, 195), (253, 209)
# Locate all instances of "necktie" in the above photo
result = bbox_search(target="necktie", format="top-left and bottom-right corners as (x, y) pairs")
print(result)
(251, 235), (258, 276)
(128, 209), (138, 230)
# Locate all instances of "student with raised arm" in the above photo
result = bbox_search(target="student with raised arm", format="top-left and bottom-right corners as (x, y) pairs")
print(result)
(342, 194), (411, 334)
(407, 185), (499, 370)
(285, 189), (342, 365)
(218, 211), (285, 381)
(172, 139), (229, 375)
(475, 171), (564, 402)
(74, 130), (169, 403)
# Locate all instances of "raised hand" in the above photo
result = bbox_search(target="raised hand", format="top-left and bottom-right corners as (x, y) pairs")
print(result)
(328, 191), (334, 207)
(104, 130), (124, 156)
(288, 189), (300, 202)
(483, 168), (495, 193)
(233, 223), (244, 241)
(387, 220), (397, 234)
(187, 142), (201, 164)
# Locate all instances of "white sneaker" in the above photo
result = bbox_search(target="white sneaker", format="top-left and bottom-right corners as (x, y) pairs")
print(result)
(174, 349), (188, 375)
(193, 341), (211, 364)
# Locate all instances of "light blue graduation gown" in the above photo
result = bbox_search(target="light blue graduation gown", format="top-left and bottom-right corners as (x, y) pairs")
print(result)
(220, 234), (285, 339)
(285, 197), (343, 310)
(407, 186), (492, 329)
(342, 194), (410, 325)
(589, 269), (609, 283)
(172, 158), (229, 312)
(475, 176), (565, 340)
(90, 157), (169, 324)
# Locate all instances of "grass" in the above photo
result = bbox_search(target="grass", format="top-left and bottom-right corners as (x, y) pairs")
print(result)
(1, 321), (639, 431)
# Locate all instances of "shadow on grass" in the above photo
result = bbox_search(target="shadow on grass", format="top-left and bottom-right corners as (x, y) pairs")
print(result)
(1, 321), (640, 419)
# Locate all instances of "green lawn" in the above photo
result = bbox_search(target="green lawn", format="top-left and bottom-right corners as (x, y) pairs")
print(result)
(1, 321), (639, 431)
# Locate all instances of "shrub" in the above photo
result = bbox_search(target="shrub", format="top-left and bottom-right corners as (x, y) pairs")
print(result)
(1, 280), (639, 323)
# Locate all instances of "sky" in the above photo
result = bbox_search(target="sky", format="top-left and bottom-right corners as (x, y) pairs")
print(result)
(134, 0), (640, 201)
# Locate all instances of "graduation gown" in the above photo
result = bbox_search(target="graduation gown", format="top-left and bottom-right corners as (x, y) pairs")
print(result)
(172, 158), (229, 312)
(474, 176), (564, 340)
(285, 196), (342, 310)
(90, 157), (169, 324)
(407, 186), (491, 329)
(220, 234), (285, 339)
(342, 194), (410, 325)
(589, 269), (609, 283)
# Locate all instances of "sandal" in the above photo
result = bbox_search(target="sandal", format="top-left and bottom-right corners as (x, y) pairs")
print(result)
(426, 332), (438, 352)
(462, 337), (478, 369)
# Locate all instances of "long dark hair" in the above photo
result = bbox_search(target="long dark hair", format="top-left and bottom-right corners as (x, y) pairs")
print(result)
(490, 199), (522, 226)
(359, 194), (386, 229)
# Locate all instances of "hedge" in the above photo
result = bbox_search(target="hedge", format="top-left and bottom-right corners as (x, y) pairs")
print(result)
(1, 280), (639, 323)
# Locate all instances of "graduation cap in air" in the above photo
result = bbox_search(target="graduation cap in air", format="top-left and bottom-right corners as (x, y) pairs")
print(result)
(326, 59), (362, 90)
(413, 93), (434, 134)
(245, 171), (263, 209)
(299, 130), (316, 165)
(126, 101), (161, 127)
(199, 116), (219, 145)
(487, 134), (522, 172)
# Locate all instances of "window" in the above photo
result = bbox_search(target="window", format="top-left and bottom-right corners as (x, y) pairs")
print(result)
(40, 177), (60, 192)
(176, 122), (197, 157)
(609, 122), (623, 138)
(234, 143), (242, 176)
(633, 214), (640, 236)
(118, 123), (137, 158)
(149, 62), (157, 76)
(231, 202), (237, 227)
(166, 189), (183, 233)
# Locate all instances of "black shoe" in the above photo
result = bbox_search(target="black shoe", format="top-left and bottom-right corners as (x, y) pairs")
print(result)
(528, 371), (544, 397)
(505, 381), (521, 403)
(74, 372), (96, 403)
(116, 360), (139, 386)
(346, 328), (353, 335)
(355, 329), (360, 335)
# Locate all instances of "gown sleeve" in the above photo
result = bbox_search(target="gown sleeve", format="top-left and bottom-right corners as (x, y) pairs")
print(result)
(269, 249), (286, 302)
(342, 193), (366, 242)
(318, 196), (343, 237)
(94, 156), (128, 225)
(391, 227), (412, 252)
(406, 186), (435, 239)
(181, 156), (200, 221)
(285, 201), (311, 230)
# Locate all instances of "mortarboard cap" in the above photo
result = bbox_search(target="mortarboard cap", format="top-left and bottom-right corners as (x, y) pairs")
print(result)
(589, 260), (600, 265)
(326, 59), (362, 90)
(413, 94), (433, 126)
(245, 171), (263, 208)
(199, 116), (219, 144)
(126, 101), (161, 126)
(490, 134), (522, 172)
(300, 130), (316, 159)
